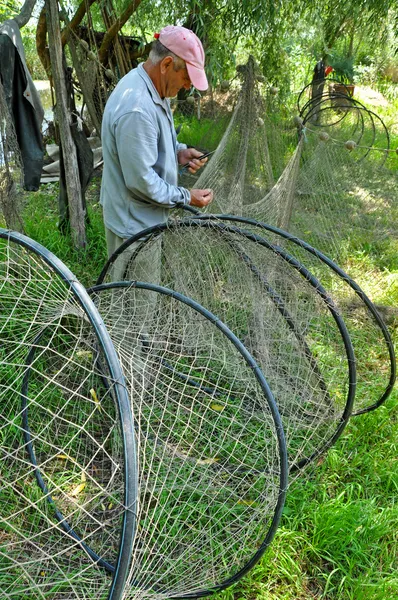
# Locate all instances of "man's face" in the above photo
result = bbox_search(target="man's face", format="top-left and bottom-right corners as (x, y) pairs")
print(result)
(163, 58), (192, 97)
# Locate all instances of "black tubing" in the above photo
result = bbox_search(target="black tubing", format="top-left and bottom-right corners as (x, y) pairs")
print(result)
(21, 329), (116, 573)
(189, 214), (395, 415)
(0, 229), (137, 600)
(96, 219), (357, 470)
(88, 280), (289, 598)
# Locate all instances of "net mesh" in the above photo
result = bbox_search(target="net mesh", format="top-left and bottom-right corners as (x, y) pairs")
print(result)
(180, 56), (298, 224)
(181, 63), (397, 307)
(98, 221), (354, 476)
(90, 282), (286, 598)
(0, 234), (133, 599)
(200, 216), (395, 416)
(173, 66), (397, 416)
(0, 232), (287, 599)
(290, 94), (396, 266)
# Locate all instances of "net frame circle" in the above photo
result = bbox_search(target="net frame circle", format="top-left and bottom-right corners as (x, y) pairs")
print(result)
(0, 228), (138, 600)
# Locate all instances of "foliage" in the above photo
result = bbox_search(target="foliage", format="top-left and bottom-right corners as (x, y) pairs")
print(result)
(22, 180), (107, 288)
(329, 54), (356, 83)
(0, 0), (19, 22)
(6, 0), (396, 98)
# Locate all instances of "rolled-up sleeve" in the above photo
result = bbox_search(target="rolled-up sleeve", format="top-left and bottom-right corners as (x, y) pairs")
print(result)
(176, 141), (187, 153)
(114, 109), (190, 207)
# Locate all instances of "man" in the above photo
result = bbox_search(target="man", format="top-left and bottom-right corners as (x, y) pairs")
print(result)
(100, 25), (214, 264)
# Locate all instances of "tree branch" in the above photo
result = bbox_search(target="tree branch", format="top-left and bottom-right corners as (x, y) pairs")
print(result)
(36, 5), (51, 77)
(61, 0), (97, 46)
(98, 0), (142, 63)
(13, 0), (38, 27)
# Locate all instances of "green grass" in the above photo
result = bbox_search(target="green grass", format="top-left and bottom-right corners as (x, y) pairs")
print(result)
(16, 183), (397, 600)
(21, 179), (107, 288)
(176, 114), (231, 151)
(212, 393), (398, 600)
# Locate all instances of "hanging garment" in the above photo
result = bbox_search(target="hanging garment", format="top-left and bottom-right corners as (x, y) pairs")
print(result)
(0, 19), (44, 191)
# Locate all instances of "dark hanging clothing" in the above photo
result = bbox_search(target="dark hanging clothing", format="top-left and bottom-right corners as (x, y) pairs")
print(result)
(312, 60), (326, 82)
(0, 20), (44, 191)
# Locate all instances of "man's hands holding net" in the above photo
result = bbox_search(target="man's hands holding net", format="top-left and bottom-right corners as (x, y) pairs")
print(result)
(189, 188), (214, 207)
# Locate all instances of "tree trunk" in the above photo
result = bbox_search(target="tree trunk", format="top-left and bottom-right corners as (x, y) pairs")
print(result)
(36, 7), (51, 78)
(46, 0), (86, 249)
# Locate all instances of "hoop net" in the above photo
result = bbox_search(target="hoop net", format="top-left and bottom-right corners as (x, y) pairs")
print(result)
(90, 281), (287, 598)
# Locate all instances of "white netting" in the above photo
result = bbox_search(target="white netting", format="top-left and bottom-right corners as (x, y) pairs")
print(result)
(181, 56), (298, 224)
(199, 215), (395, 416)
(0, 231), (287, 600)
(90, 282), (286, 598)
(0, 233), (135, 599)
(175, 64), (396, 389)
(181, 65), (397, 303)
(99, 220), (355, 476)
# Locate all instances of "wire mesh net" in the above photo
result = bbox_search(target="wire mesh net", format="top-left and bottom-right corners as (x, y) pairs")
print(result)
(89, 281), (287, 598)
(0, 231), (288, 599)
(290, 94), (396, 268)
(0, 232), (136, 599)
(179, 57), (298, 222)
(98, 220), (355, 476)
(174, 68), (397, 395)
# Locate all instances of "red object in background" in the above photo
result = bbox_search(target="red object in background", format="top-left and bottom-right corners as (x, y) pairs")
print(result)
(325, 66), (334, 76)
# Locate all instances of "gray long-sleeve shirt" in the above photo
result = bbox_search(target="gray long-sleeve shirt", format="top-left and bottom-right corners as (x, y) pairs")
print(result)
(100, 63), (190, 238)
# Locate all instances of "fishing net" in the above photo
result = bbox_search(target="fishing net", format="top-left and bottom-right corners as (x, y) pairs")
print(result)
(290, 89), (396, 266)
(97, 219), (356, 475)
(179, 56), (298, 223)
(191, 215), (395, 416)
(89, 281), (287, 598)
(0, 230), (287, 599)
(184, 66), (397, 307)
(0, 230), (136, 600)
(0, 81), (24, 230)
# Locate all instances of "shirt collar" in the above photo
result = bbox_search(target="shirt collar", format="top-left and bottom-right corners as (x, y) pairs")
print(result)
(137, 63), (170, 110)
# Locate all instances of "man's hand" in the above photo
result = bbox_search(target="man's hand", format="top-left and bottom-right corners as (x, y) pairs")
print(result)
(189, 188), (214, 207)
(178, 148), (209, 173)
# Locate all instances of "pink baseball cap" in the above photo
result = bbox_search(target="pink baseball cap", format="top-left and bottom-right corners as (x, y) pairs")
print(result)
(155, 25), (208, 91)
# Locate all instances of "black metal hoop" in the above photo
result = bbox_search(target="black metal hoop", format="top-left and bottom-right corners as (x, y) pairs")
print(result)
(297, 78), (353, 115)
(299, 93), (390, 166)
(187, 214), (395, 416)
(0, 229), (137, 600)
(88, 280), (289, 598)
(97, 219), (357, 471)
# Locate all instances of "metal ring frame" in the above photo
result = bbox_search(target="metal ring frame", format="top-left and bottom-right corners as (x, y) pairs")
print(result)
(187, 214), (396, 416)
(88, 281), (289, 599)
(97, 219), (357, 471)
(297, 86), (390, 166)
(0, 229), (137, 600)
(13, 256), (288, 598)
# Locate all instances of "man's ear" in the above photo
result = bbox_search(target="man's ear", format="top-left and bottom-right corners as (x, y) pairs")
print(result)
(160, 56), (174, 74)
